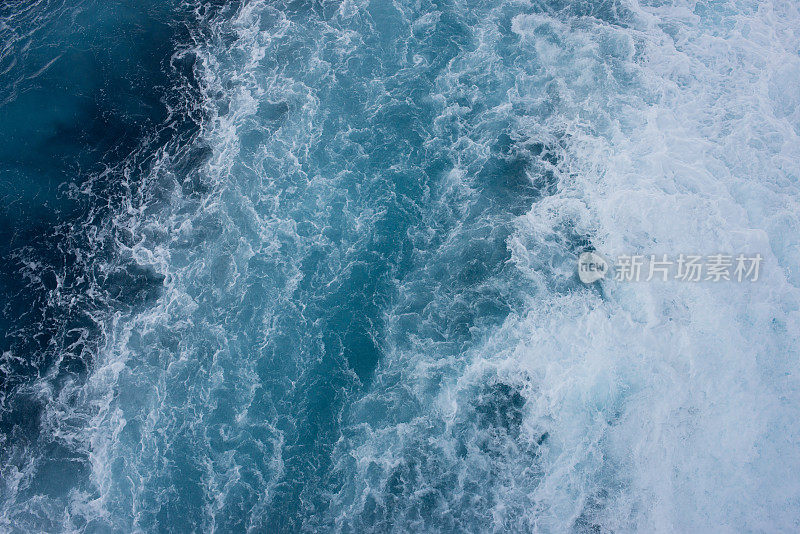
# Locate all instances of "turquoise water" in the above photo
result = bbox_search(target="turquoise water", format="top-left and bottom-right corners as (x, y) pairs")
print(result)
(2, 0), (800, 532)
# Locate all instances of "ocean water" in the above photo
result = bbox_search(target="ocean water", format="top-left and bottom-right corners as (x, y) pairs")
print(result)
(1, 0), (799, 532)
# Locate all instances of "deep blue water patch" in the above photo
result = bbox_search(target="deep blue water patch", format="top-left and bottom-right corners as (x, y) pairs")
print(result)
(0, 0), (232, 519)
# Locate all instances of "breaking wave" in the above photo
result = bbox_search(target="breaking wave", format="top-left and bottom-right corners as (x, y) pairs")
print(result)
(1, 0), (799, 531)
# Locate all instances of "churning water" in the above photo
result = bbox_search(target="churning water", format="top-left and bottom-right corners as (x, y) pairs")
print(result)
(1, 0), (799, 531)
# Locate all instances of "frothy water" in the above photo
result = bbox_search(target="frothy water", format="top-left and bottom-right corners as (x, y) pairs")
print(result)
(1, 0), (799, 531)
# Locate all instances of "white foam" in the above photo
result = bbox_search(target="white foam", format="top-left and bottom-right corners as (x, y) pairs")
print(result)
(328, 0), (800, 531)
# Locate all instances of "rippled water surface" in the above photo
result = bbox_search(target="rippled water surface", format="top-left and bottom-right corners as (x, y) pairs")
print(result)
(1, 0), (799, 531)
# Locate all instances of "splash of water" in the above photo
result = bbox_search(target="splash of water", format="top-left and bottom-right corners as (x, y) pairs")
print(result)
(1, 0), (799, 531)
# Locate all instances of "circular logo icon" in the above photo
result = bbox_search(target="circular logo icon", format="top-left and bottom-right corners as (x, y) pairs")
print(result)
(577, 251), (608, 284)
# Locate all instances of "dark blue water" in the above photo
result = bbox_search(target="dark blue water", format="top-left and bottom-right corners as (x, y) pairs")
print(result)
(0, 0), (214, 528)
(2, 0), (800, 532)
